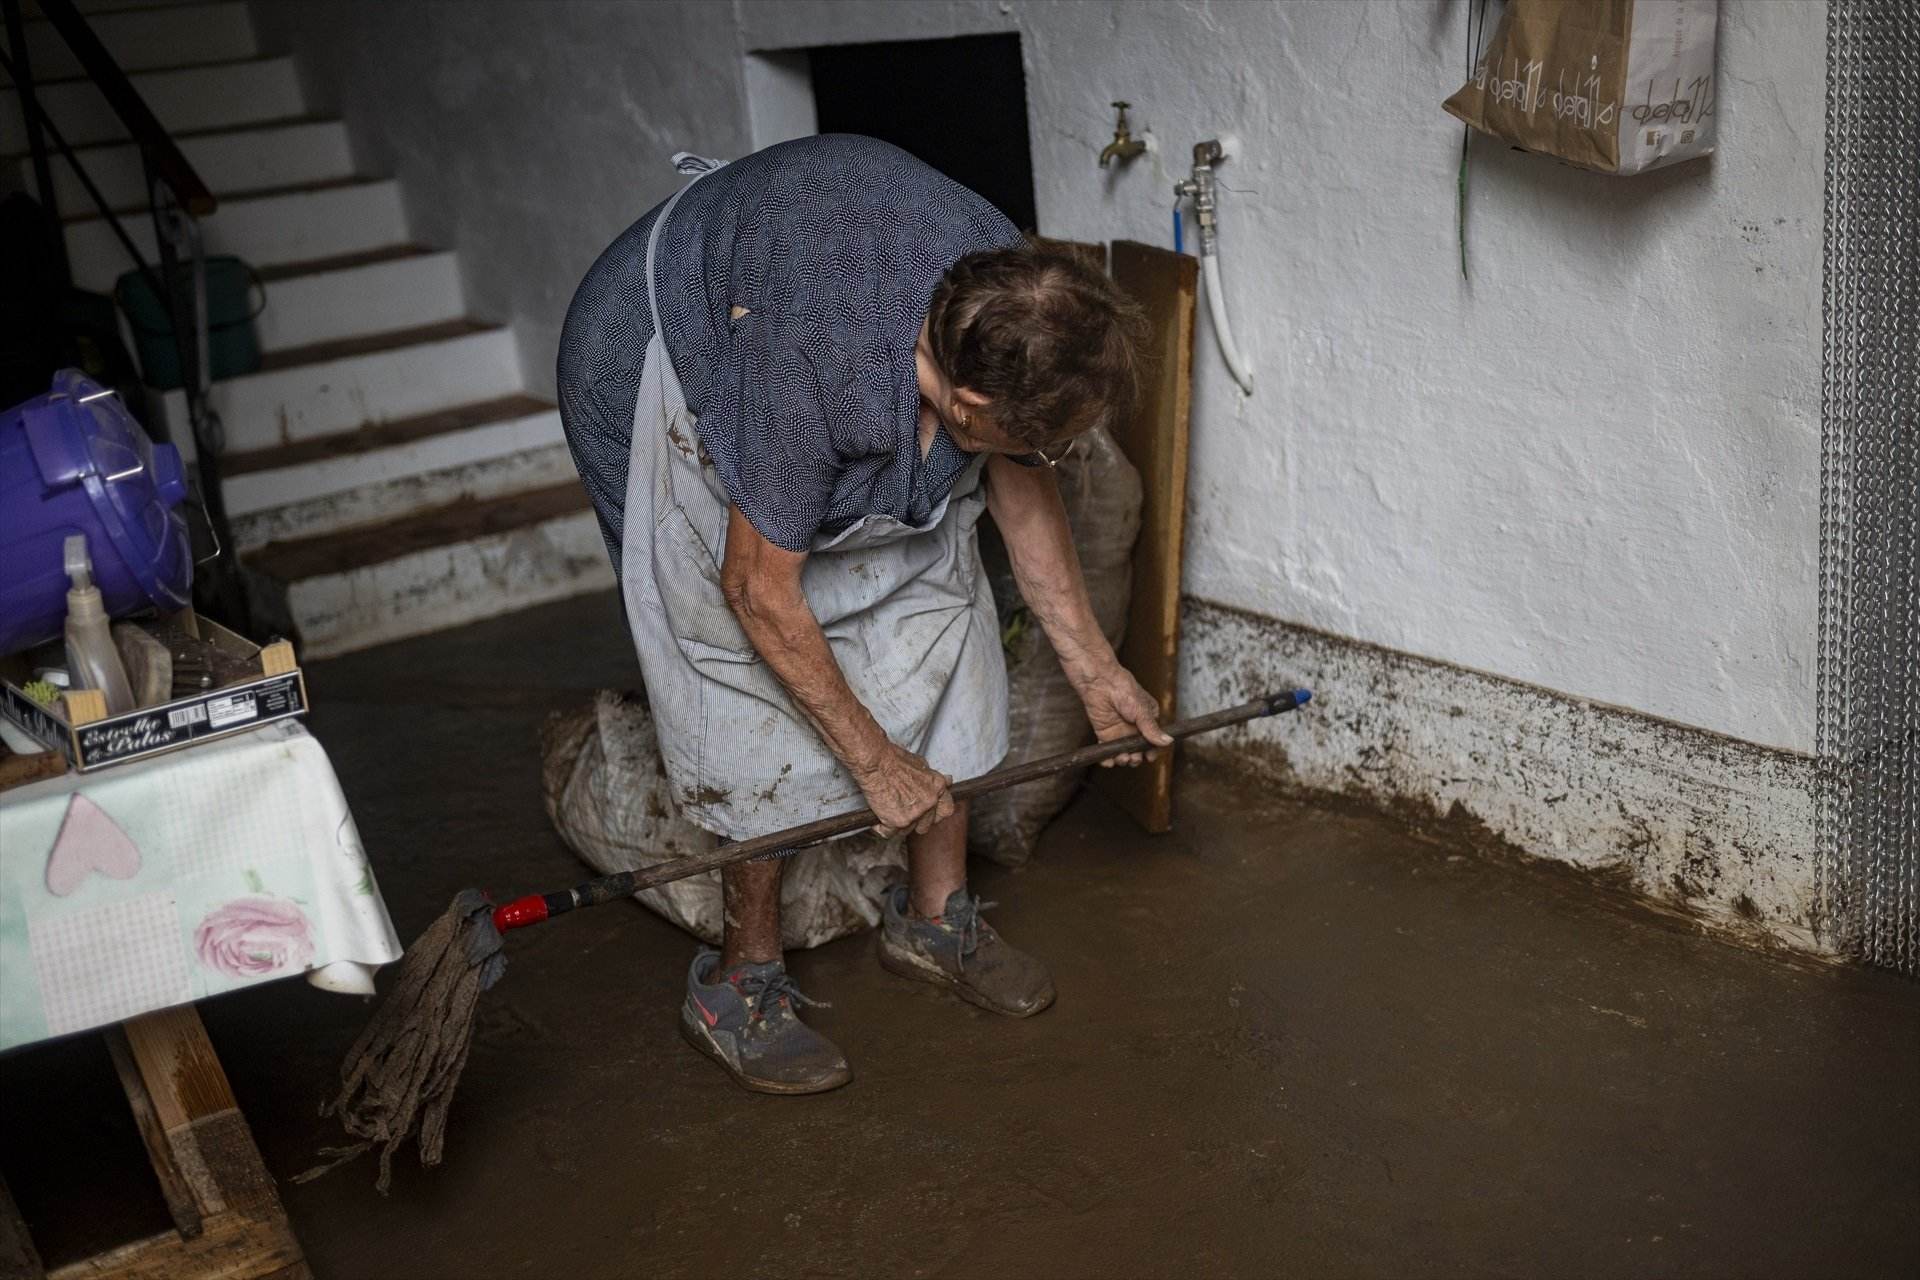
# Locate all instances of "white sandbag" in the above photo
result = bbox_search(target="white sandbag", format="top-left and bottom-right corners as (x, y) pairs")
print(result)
(970, 425), (1142, 867)
(540, 690), (906, 950)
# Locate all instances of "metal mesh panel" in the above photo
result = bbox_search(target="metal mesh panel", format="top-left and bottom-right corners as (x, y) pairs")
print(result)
(1817, 0), (1920, 975)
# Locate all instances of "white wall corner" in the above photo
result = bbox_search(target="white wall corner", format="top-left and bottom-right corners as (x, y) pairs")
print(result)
(743, 50), (818, 151)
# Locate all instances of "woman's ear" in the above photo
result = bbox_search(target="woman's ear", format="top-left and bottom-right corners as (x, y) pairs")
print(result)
(953, 387), (992, 414)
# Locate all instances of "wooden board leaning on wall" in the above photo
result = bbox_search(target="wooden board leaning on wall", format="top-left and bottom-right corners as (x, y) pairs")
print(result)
(1034, 238), (1198, 835)
(1092, 241), (1197, 834)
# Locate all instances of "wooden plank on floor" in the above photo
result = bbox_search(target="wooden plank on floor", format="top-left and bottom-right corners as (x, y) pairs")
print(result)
(111, 1007), (309, 1280)
(43, 1212), (303, 1280)
(104, 1027), (205, 1241)
(1090, 240), (1198, 834)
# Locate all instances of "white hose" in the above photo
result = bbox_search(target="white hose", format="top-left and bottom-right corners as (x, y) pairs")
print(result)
(1202, 252), (1255, 396)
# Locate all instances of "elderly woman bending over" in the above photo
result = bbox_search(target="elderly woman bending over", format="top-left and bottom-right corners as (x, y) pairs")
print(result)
(557, 134), (1165, 1095)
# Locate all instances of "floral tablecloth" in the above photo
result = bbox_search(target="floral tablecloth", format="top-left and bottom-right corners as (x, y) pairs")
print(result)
(0, 719), (401, 1052)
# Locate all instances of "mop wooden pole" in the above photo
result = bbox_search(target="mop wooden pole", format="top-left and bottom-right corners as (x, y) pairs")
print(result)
(488, 688), (1312, 931)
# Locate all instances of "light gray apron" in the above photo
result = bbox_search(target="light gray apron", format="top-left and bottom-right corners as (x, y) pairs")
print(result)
(619, 155), (1009, 841)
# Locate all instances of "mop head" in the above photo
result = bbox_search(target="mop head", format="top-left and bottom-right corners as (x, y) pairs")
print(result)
(299, 889), (507, 1193)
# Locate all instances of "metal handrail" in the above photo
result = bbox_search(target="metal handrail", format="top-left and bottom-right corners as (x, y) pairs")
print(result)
(0, 42), (155, 277)
(29, 0), (214, 216)
(1, 0), (247, 627)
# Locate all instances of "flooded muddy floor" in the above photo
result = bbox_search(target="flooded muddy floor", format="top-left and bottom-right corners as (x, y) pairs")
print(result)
(4, 592), (1917, 1278)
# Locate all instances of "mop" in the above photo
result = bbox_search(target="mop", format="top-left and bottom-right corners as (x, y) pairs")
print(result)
(310, 689), (1310, 1191)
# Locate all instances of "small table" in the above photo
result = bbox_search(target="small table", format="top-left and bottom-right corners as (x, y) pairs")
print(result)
(0, 720), (402, 1278)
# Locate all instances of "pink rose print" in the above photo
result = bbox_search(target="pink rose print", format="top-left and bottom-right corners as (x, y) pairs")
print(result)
(194, 896), (315, 979)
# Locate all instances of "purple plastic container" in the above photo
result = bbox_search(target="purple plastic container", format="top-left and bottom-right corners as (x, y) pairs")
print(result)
(0, 369), (193, 657)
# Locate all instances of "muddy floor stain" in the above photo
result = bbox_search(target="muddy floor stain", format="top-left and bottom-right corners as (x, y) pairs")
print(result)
(4, 592), (1914, 1279)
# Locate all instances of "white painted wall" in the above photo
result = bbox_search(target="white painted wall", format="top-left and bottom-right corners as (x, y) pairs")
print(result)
(258, 0), (1825, 754)
(246, 0), (755, 398)
(740, 0), (1822, 755)
(743, 50), (818, 151)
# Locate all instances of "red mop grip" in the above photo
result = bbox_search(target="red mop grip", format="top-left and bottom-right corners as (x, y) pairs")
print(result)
(492, 894), (552, 932)
(491, 879), (620, 933)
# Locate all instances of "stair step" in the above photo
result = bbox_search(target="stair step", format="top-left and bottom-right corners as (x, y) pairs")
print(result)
(245, 484), (615, 659)
(231, 440), (581, 553)
(223, 396), (574, 548)
(156, 319), (522, 452)
(254, 246), (464, 354)
(65, 171), (371, 223)
(254, 317), (492, 371)
(64, 176), (408, 292)
(26, 0), (193, 13)
(248, 483), (594, 579)
(254, 243), (437, 281)
(0, 56), (304, 152)
(224, 394), (557, 475)
(162, 111), (332, 141)
(24, 118), (354, 213)
(25, 0), (202, 16)
(22, 0), (200, 16)
(6, 1), (256, 78)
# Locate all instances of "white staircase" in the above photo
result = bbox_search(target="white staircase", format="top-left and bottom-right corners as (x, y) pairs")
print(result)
(4, 0), (611, 659)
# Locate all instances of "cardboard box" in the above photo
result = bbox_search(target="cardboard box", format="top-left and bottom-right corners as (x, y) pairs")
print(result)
(0, 613), (307, 773)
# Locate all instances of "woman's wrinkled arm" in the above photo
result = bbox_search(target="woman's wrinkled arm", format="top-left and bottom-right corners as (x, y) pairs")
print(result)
(719, 504), (954, 835)
(985, 454), (1172, 765)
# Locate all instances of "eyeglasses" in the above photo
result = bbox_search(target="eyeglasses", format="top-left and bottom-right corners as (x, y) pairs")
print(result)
(1017, 436), (1080, 469)
(957, 406), (1080, 469)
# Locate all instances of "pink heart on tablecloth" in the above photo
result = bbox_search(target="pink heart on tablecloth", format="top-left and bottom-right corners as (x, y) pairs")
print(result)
(45, 794), (143, 896)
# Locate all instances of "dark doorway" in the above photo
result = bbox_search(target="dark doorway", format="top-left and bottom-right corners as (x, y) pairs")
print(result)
(808, 33), (1037, 232)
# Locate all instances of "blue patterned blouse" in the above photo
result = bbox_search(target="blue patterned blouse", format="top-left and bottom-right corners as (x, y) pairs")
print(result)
(558, 134), (1021, 561)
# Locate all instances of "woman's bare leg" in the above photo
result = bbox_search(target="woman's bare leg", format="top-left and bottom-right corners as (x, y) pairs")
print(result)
(719, 858), (785, 968)
(908, 799), (969, 916)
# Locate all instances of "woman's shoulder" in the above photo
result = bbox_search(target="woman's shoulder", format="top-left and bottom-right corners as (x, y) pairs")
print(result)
(739, 135), (1017, 246)
(751, 133), (934, 182)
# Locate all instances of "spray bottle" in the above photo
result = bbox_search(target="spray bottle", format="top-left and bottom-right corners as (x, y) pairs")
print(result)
(63, 534), (135, 716)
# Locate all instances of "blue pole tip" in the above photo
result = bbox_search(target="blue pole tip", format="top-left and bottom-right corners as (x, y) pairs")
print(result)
(1294, 689), (1313, 706)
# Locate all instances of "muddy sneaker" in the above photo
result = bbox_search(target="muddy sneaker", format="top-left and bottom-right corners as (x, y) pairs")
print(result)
(878, 886), (1055, 1018)
(679, 950), (852, 1095)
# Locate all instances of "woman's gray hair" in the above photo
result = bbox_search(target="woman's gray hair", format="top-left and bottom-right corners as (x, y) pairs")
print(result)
(926, 240), (1149, 445)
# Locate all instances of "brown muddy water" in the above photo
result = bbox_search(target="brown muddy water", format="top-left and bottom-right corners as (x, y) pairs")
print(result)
(3, 592), (1916, 1278)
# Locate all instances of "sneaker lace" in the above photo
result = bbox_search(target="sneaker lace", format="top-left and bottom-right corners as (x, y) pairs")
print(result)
(943, 893), (997, 971)
(737, 967), (825, 1021)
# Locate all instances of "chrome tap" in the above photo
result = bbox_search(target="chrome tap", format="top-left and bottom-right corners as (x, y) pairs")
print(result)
(1173, 137), (1254, 395)
(1098, 101), (1147, 169)
(1172, 139), (1225, 256)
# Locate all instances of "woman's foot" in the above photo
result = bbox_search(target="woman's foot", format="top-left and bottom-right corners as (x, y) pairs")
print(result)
(680, 950), (852, 1095)
(878, 886), (1055, 1017)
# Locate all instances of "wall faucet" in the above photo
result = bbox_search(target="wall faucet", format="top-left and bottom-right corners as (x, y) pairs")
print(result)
(1171, 139), (1226, 255)
(1172, 138), (1254, 395)
(1098, 101), (1147, 169)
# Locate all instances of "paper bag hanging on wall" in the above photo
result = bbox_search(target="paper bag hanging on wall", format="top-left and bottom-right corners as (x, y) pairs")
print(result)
(1443, 0), (1718, 175)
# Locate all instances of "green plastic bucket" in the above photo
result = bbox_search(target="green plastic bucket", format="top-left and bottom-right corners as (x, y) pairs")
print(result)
(114, 256), (264, 390)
